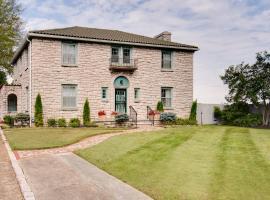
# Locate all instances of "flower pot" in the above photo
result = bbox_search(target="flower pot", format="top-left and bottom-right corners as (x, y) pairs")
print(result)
(98, 115), (106, 121)
(155, 113), (160, 120)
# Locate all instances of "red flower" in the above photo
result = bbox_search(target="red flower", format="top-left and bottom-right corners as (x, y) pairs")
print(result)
(98, 110), (106, 116)
(148, 110), (155, 116)
(111, 111), (118, 115)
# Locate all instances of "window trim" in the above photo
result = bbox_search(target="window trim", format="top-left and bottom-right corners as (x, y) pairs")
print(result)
(61, 84), (78, 110)
(161, 50), (173, 70)
(111, 46), (132, 64)
(161, 87), (173, 109)
(101, 87), (108, 101)
(61, 42), (78, 67)
(134, 88), (140, 102)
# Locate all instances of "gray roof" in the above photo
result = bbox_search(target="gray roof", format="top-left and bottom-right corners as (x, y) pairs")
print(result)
(12, 26), (198, 64)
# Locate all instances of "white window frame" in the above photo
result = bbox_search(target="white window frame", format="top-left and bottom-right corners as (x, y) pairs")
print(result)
(101, 87), (108, 101)
(134, 88), (140, 102)
(62, 42), (78, 66)
(161, 87), (173, 108)
(111, 46), (132, 64)
(61, 84), (78, 110)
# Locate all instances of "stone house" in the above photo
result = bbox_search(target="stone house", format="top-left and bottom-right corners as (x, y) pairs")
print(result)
(0, 26), (198, 125)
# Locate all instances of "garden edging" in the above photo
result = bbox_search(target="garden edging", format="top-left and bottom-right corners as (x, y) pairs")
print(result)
(0, 128), (35, 200)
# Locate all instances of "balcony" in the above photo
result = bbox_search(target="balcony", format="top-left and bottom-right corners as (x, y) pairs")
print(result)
(109, 57), (137, 71)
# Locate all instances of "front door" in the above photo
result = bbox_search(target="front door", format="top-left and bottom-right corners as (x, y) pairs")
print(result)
(115, 89), (127, 113)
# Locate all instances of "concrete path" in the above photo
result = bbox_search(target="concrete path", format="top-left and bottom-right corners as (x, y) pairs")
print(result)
(0, 136), (23, 200)
(17, 126), (162, 159)
(19, 153), (152, 200)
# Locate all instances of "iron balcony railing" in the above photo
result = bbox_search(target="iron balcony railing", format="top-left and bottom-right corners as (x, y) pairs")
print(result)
(109, 57), (137, 71)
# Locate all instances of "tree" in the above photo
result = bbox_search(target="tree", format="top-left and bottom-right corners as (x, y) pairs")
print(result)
(83, 98), (90, 126)
(189, 100), (197, 120)
(221, 51), (270, 126)
(34, 93), (43, 127)
(0, 0), (23, 82)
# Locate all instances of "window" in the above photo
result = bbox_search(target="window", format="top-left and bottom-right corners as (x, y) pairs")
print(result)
(111, 47), (131, 63)
(111, 47), (120, 63)
(161, 88), (172, 108)
(62, 42), (77, 65)
(62, 84), (77, 109)
(123, 48), (131, 63)
(162, 51), (172, 69)
(7, 94), (17, 112)
(101, 87), (108, 100)
(134, 88), (140, 102)
(26, 86), (29, 112)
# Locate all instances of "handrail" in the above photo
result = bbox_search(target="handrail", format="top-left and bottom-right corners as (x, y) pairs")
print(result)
(147, 106), (155, 126)
(129, 106), (137, 128)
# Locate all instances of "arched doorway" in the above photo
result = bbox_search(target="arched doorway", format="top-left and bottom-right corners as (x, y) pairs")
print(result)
(7, 94), (17, 112)
(114, 76), (129, 113)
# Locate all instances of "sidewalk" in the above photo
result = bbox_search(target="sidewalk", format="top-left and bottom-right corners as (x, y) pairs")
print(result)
(0, 136), (23, 200)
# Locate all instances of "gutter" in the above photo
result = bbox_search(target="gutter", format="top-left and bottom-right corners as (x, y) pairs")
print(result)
(26, 37), (32, 127)
(11, 33), (199, 64)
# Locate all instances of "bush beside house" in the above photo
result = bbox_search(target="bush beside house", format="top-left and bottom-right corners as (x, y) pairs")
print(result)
(34, 94), (44, 127)
(83, 99), (90, 126)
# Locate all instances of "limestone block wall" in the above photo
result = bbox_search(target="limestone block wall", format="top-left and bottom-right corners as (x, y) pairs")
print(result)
(30, 38), (194, 122)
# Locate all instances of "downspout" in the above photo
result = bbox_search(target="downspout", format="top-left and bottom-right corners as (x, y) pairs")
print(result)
(26, 37), (32, 127)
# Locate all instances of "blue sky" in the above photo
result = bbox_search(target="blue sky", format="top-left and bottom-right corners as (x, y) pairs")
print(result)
(19, 0), (270, 103)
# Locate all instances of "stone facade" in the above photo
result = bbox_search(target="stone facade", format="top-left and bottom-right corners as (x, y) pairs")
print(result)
(1, 37), (194, 124)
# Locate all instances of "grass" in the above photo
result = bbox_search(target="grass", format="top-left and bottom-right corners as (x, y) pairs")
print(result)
(4, 127), (123, 150)
(76, 126), (270, 200)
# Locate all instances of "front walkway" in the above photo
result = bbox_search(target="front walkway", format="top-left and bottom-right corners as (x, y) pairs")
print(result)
(19, 153), (152, 200)
(16, 126), (162, 159)
(0, 136), (23, 200)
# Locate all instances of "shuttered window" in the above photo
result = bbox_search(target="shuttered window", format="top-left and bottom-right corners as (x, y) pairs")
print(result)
(62, 84), (77, 108)
(62, 42), (77, 65)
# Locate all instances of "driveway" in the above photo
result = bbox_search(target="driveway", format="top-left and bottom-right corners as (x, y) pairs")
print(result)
(19, 153), (152, 200)
(0, 136), (23, 200)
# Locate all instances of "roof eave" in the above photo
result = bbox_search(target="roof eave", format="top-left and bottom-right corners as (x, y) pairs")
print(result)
(11, 34), (30, 65)
(28, 33), (199, 51)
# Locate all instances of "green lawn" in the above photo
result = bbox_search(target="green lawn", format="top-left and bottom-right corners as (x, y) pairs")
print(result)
(5, 127), (122, 150)
(76, 126), (270, 200)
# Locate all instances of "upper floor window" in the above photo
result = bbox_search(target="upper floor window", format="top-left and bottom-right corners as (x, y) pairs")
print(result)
(111, 46), (131, 64)
(161, 87), (172, 108)
(62, 84), (77, 109)
(162, 51), (172, 69)
(62, 42), (77, 66)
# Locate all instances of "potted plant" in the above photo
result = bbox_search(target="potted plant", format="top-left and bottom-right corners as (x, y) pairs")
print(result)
(98, 110), (106, 121)
(154, 111), (160, 120)
(111, 111), (118, 120)
(148, 110), (155, 121)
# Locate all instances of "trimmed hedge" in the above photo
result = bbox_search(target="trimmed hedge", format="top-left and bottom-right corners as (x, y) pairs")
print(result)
(115, 114), (129, 123)
(69, 118), (80, 128)
(160, 112), (176, 122)
(47, 119), (57, 127)
(3, 115), (14, 126)
(58, 118), (67, 127)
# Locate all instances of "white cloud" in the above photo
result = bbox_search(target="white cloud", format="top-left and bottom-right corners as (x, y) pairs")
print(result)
(19, 0), (270, 103)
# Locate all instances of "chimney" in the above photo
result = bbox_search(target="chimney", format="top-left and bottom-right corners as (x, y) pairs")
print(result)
(154, 31), (172, 41)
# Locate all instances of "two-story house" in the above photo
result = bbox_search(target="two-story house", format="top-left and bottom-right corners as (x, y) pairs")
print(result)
(0, 26), (198, 126)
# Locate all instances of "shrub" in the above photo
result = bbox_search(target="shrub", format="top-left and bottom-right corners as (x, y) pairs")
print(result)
(47, 119), (57, 127)
(189, 100), (197, 120)
(175, 118), (197, 125)
(160, 112), (176, 122)
(69, 118), (80, 128)
(232, 114), (262, 127)
(34, 93), (43, 127)
(83, 99), (90, 126)
(214, 106), (222, 121)
(156, 101), (164, 112)
(14, 113), (30, 125)
(58, 118), (67, 127)
(3, 115), (14, 126)
(115, 114), (129, 124)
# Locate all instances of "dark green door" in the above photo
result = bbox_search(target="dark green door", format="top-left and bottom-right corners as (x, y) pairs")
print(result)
(115, 89), (127, 113)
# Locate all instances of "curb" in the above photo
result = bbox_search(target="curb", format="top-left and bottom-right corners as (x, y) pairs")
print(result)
(0, 129), (35, 200)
